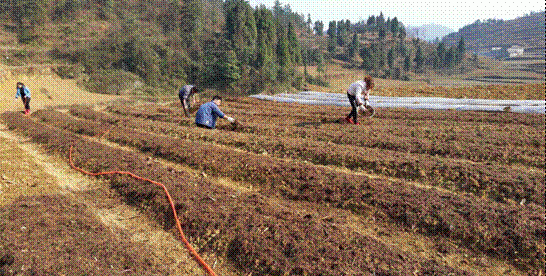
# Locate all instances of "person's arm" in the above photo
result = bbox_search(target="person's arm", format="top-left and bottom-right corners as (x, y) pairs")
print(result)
(24, 87), (31, 98)
(212, 104), (235, 123)
(364, 89), (370, 106)
(15, 88), (20, 99)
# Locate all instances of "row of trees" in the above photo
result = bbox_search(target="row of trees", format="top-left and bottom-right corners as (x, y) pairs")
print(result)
(2, 0), (468, 92)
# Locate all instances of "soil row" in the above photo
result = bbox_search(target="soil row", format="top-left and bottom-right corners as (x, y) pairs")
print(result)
(0, 195), (173, 275)
(24, 110), (545, 270)
(107, 104), (545, 169)
(72, 107), (544, 205)
(223, 97), (544, 127)
(1, 111), (471, 276)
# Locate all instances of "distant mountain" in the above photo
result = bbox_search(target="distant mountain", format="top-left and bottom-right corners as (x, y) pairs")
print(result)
(407, 24), (455, 42)
(442, 10), (545, 52)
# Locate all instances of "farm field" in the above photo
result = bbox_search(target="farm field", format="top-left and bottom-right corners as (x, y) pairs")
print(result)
(1, 95), (544, 275)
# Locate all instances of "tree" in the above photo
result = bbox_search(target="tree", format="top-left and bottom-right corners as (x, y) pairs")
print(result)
(254, 5), (276, 42)
(436, 42), (446, 67)
(387, 47), (395, 68)
(359, 46), (374, 70)
(306, 13), (312, 32)
(390, 17), (399, 36)
(348, 33), (359, 59)
(313, 20), (323, 35)
(367, 15), (375, 26)
(398, 25), (406, 40)
(327, 20), (336, 38)
(218, 50), (241, 88)
(337, 20), (348, 46)
(376, 12), (385, 27)
(327, 35), (336, 53)
(276, 25), (290, 67)
(414, 45), (424, 71)
(456, 37), (465, 63)
(180, 0), (202, 48)
(403, 54), (411, 71)
(256, 29), (273, 68)
(378, 27), (386, 40)
(287, 22), (301, 64)
(224, 0), (257, 63)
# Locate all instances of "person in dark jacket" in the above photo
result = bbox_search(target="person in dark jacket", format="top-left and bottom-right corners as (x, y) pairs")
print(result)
(15, 82), (31, 115)
(195, 96), (235, 129)
(179, 85), (200, 117)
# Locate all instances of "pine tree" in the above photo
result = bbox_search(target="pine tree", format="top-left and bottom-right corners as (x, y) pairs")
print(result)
(180, 0), (202, 48)
(359, 46), (374, 71)
(378, 27), (386, 40)
(403, 54), (411, 71)
(436, 42), (446, 67)
(224, 0), (257, 63)
(336, 20), (348, 47)
(276, 25), (290, 67)
(287, 22), (301, 64)
(256, 29), (273, 68)
(414, 45), (424, 71)
(398, 25), (406, 40)
(367, 15), (375, 26)
(313, 20), (323, 36)
(387, 47), (395, 68)
(390, 17), (399, 36)
(348, 33), (359, 58)
(456, 37), (465, 63)
(327, 21), (336, 38)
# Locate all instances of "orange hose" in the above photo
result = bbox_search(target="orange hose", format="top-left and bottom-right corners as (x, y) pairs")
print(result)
(68, 146), (218, 276)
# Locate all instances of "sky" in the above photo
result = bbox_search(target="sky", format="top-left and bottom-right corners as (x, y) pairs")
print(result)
(246, 0), (544, 31)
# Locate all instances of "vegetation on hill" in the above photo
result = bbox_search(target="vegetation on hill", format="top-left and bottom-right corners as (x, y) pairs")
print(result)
(3, 1), (536, 96)
(442, 10), (545, 51)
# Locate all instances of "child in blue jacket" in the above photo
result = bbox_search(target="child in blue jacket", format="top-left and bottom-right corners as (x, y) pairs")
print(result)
(15, 82), (31, 115)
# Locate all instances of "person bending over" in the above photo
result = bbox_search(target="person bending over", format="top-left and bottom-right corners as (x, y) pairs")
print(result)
(346, 75), (374, 125)
(179, 84), (200, 117)
(15, 82), (31, 115)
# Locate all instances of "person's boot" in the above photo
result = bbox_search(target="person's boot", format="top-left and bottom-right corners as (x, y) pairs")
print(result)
(25, 109), (30, 115)
(354, 122), (360, 125)
(345, 116), (354, 124)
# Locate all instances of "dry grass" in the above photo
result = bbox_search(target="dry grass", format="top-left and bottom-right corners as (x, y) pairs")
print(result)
(301, 62), (544, 100)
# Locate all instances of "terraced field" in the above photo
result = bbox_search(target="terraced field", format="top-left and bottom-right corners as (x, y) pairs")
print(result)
(1, 97), (543, 275)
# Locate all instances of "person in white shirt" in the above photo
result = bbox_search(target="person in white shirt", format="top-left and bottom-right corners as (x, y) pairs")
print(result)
(345, 75), (374, 125)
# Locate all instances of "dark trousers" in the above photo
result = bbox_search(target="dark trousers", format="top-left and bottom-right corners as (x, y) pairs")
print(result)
(195, 123), (213, 129)
(21, 97), (30, 110)
(347, 93), (358, 123)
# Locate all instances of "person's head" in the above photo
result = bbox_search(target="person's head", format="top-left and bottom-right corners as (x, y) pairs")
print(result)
(212, 95), (222, 105)
(363, 75), (374, 90)
(16, 82), (24, 89)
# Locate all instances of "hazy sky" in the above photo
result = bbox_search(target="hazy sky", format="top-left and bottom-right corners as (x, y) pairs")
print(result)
(247, 0), (544, 31)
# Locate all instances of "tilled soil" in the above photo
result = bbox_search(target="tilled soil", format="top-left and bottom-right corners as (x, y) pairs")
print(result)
(1, 96), (544, 275)
(1, 111), (476, 275)
(0, 195), (174, 276)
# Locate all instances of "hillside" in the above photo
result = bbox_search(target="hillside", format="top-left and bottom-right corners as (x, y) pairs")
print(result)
(442, 11), (545, 52)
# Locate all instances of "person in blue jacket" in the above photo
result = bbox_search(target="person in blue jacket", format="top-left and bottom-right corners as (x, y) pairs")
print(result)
(195, 95), (235, 129)
(15, 82), (31, 115)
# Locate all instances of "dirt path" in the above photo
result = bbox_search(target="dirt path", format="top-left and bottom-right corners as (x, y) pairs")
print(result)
(0, 123), (215, 275)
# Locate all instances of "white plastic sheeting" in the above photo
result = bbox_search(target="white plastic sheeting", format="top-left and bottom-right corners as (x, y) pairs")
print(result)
(250, 92), (545, 114)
